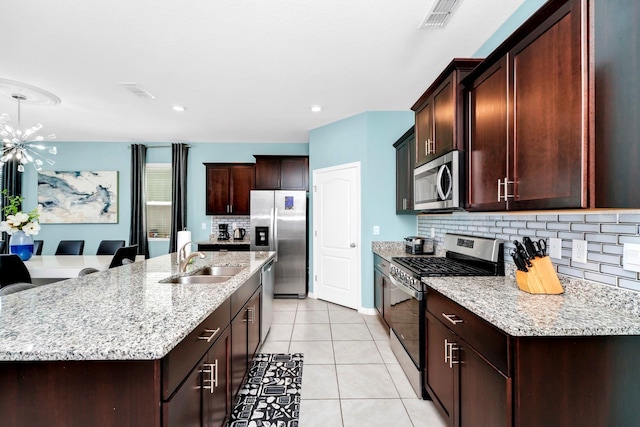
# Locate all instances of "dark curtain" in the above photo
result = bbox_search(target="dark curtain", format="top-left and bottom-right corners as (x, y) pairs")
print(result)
(1, 159), (22, 254)
(129, 144), (149, 258)
(169, 143), (189, 253)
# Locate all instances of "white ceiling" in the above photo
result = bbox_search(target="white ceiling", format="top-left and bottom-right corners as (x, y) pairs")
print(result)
(1, 0), (525, 143)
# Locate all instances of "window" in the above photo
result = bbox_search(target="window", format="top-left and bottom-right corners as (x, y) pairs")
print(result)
(146, 163), (171, 239)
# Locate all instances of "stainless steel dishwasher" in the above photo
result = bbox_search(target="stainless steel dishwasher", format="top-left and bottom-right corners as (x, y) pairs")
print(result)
(261, 259), (275, 342)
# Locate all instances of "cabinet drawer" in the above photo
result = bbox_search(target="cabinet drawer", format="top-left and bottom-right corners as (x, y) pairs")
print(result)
(427, 288), (510, 375)
(231, 271), (261, 319)
(373, 254), (389, 274)
(162, 299), (231, 400)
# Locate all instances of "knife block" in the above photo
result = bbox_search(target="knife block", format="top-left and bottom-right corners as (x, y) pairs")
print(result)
(515, 256), (564, 294)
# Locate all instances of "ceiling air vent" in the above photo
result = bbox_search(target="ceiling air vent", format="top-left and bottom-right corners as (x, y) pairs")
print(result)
(420, 0), (461, 28)
(118, 82), (156, 99)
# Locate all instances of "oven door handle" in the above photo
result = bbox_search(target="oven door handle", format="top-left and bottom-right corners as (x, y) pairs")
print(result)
(389, 273), (423, 301)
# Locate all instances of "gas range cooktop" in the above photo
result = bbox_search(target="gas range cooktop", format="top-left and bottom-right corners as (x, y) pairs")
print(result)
(391, 256), (497, 277)
(391, 234), (505, 278)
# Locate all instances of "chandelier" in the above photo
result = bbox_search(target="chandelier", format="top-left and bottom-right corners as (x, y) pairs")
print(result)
(0, 93), (57, 172)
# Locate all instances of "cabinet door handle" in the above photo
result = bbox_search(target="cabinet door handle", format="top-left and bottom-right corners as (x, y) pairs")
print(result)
(497, 177), (515, 202)
(444, 339), (459, 369)
(200, 360), (218, 393)
(198, 327), (221, 343)
(442, 313), (463, 325)
(403, 198), (407, 210)
(244, 306), (255, 323)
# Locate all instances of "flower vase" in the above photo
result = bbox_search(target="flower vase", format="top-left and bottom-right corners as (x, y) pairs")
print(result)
(9, 230), (34, 261)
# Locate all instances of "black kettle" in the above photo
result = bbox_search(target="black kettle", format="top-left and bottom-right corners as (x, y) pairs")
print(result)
(233, 228), (246, 240)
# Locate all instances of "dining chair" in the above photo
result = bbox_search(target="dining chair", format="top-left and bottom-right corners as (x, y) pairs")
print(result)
(55, 240), (85, 255)
(96, 240), (126, 255)
(109, 244), (138, 268)
(0, 254), (33, 288)
(0, 240), (5, 253)
(78, 245), (138, 276)
(33, 240), (43, 256)
(0, 282), (40, 296)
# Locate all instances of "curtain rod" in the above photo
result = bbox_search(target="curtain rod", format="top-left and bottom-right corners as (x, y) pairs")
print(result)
(128, 144), (192, 148)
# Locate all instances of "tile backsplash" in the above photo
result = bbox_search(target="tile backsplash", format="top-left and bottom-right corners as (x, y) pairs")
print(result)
(209, 216), (251, 239)
(417, 211), (640, 292)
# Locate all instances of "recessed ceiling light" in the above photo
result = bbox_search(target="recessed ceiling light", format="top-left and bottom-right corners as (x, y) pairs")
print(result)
(310, 105), (322, 113)
(172, 105), (185, 112)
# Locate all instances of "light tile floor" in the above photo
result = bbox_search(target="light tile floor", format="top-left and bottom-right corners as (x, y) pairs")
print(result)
(259, 297), (448, 427)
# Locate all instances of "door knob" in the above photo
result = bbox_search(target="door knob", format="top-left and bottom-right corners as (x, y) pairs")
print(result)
(350, 243), (356, 248)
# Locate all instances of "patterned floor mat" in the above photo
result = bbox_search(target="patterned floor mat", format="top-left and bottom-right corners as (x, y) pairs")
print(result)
(228, 353), (304, 427)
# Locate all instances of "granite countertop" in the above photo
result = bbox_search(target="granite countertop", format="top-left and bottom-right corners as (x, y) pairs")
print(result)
(372, 241), (640, 338)
(372, 241), (443, 261)
(0, 251), (275, 362)
(424, 275), (640, 337)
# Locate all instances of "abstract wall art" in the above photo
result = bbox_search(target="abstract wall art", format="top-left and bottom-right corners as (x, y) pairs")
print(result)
(37, 171), (118, 223)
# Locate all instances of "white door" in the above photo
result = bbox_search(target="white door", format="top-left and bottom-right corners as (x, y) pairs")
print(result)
(313, 162), (361, 309)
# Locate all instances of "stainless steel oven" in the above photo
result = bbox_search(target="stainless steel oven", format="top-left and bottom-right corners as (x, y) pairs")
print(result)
(386, 268), (425, 397)
(414, 150), (462, 211)
(388, 234), (504, 399)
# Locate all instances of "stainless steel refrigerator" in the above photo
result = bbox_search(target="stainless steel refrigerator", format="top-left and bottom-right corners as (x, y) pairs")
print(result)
(250, 190), (308, 298)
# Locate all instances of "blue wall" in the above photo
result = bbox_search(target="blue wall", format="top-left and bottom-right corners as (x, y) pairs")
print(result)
(308, 111), (416, 309)
(19, 141), (308, 257)
(473, 0), (548, 57)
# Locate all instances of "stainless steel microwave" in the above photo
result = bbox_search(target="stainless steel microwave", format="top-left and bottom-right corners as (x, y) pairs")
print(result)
(413, 150), (463, 211)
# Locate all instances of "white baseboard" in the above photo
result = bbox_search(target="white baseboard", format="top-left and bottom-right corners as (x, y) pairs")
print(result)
(358, 307), (377, 316)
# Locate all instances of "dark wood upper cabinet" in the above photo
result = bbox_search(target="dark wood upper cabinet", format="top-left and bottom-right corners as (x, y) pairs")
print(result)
(465, 0), (640, 209)
(467, 59), (509, 211)
(204, 163), (255, 215)
(509, 1), (584, 210)
(254, 155), (308, 190)
(394, 126), (417, 214)
(593, 0), (640, 207)
(412, 59), (483, 167)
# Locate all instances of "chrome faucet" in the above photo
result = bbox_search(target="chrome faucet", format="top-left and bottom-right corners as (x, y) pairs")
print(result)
(179, 241), (206, 272)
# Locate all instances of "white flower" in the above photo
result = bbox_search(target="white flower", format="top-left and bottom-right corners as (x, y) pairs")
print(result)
(7, 212), (29, 227)
(0, 221), (11, 233)
(22, 221), (41, 236)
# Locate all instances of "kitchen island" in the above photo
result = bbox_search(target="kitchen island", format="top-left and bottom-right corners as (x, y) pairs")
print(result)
(0, 250), (275, 427)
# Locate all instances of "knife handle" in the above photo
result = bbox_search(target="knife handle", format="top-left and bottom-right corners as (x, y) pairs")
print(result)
(522, 237), (538, 259)
(513, 240), (532, 267)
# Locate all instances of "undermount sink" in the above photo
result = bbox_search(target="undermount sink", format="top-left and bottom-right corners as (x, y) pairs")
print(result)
(165, 275), (233, 285)
(164, 265), (245, 284)
(191, 266), (245, 276)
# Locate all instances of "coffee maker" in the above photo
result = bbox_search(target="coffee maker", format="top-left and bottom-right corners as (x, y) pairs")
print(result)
(218, 224), (230, 241)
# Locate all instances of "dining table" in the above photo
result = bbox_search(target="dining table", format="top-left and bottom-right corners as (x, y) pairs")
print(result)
(24, 255), (144, 283)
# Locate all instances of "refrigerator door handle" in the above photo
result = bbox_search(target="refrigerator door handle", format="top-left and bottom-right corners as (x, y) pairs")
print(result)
(274, 207), (279, 260)
(270, 207), (277, 261)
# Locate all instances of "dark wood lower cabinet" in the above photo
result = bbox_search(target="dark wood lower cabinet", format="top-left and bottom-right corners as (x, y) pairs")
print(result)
(203, 328), (231, 427)
(426, 287), (640, 427)
(426, 312), (457, 427)
(459, 341), (510, 427)
(0, 360), (161, 427)
(163, 327), (230, 427)
(231, 286), (262, 399)
(231, 304), (249, 398)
